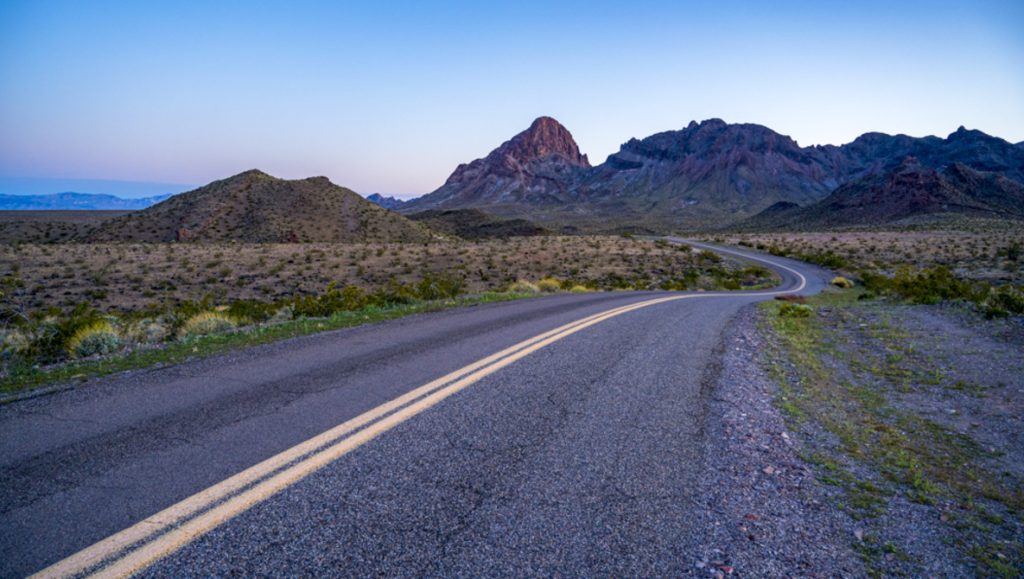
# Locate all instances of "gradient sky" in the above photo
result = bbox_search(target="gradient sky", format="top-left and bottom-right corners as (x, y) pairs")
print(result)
(1, 0), (1022, 198)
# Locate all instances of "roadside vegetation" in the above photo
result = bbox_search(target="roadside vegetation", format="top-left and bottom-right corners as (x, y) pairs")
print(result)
(0, 237), (777, 396)
(761, 286), (1023, 577)
(713, 227), (1024, 319)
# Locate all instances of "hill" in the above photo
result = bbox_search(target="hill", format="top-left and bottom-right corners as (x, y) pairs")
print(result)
(88, 170), (437, 243)
(406, 208), (550, 239)
(0, 192), (172, 210)
(738, 159), (1024, 230)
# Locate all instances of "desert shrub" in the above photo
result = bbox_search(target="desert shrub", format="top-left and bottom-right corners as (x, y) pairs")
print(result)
(537, 278), (562, 293)
(698, 250), (722, 263)
(1003, 242), (1021, 262)
(227, 300), (281, 324)
(66, 320), (122, 358)
(831, 276), (854, 289)
(569, 285), (590, 293)
(659, 279), (688, 291)
(13, 304), (105, 363)
(293, 283), (369, 318)
(178, 312), (236, 338)
(120, 318), (170, 344)
(268, 306), (294, 324)
(984, 285), (1024, 318)
(416, 274), (463, 301)
(507, 280), (540, 293)
(890, 266), (977, 305)
(779, 303), (813, 318)
(799, 250), (846, 269)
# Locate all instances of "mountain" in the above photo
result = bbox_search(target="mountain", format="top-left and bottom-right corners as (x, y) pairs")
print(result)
(574, 119), (837, 230)
(0, 192), (172, 210)
(88, 170), (437, 243)
(402, 117), (1024, 232)
(402, 117), (591, 214)
(366, 193), (408, 210)
(814, 126), (1024, 184)
(739, 159), (1024, 229)
(406, 208), (550, 240)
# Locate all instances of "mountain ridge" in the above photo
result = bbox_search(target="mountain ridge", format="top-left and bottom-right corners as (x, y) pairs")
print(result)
(737, 159), (1024, 230)
(402, 117), (1024, 231)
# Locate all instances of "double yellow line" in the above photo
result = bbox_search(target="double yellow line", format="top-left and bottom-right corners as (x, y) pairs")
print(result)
(35, 253), (806, 578)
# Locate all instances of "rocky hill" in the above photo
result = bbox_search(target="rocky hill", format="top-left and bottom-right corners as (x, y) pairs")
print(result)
(88, 170), (436, 243)
(738, 159), (1024, 229)
(403, 117), (1024, 232)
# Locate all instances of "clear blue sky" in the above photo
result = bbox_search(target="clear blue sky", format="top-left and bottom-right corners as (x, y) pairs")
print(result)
(1, 0), (1022, 198)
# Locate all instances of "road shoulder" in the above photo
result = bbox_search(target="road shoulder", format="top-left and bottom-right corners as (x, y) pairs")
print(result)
(689, 304), (864, 576)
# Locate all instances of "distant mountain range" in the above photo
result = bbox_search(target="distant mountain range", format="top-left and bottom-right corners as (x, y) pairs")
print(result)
(401, 117), (1024, 231)
(365, 193), (409, 210)
(0, 192), (173, 210)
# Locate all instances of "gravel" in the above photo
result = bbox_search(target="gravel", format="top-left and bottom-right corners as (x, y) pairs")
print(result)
(687, 305), (864, 577)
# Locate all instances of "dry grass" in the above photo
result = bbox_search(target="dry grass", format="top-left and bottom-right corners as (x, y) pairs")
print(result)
(713, 228), (1024, 284)
(0, 236), (752, 312)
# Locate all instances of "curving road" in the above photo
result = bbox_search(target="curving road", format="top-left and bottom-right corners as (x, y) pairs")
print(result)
(0, 242), (829, 577)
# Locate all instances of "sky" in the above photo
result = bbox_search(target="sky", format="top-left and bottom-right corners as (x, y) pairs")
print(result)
(1, 0), (1022, 199)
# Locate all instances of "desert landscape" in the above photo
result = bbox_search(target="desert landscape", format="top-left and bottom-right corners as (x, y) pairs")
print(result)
(1, 2), (1022, 576)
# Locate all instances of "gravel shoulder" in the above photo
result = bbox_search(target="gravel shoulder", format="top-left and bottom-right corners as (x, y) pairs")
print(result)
(692, 305), (864, 577)
(752, 290), (1024, 577)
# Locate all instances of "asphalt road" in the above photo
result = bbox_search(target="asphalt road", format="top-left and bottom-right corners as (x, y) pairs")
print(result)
(0, 242), (829, 577)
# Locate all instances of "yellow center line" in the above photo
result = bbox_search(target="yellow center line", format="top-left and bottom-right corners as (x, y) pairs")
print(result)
(34, 249), (807, 578)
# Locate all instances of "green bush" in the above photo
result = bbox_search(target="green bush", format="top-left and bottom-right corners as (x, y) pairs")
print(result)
(415, 274), (463, 301)
(862, 266), (979, 305)
(984, 285), (1024, 318)
(831, 276), (854, 289)
(779, 303), (813, 318)
(66, 320), (122, 358)
(507, 280), (540, 293)
(178, 312), (236, 338)
(293, 282), (368, 318)
(14, 304), (105, 363)
(799, 251), (846, 269)
(699, 250), (722, 263)
(537, 278), (562, 293)
(227, 300), (281, 324)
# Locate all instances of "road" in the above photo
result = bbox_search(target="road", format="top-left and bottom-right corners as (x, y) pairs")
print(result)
(0, 242), (829, 577)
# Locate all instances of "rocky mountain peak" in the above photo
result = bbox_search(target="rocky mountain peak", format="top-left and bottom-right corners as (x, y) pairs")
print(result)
(500, 116), (590, 167)
(399, 116), (594, 212)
